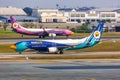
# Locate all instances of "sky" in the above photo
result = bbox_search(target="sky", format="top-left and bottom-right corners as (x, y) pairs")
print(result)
(0, 0), (120, 8)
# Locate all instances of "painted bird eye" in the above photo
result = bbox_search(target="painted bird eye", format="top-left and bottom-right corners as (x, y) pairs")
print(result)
(94, 31), (100, 38)
(13, 23), (18, 28)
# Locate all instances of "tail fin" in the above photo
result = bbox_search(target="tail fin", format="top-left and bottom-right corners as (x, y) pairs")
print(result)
(64, 22), (104, 50)
(85, 21), (104, 46)
(10, 16), (16, 24)
(10, 16), (24, 30)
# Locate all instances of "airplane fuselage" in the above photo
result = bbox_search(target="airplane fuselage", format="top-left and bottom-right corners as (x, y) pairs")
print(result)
(13, 27), (70, 36)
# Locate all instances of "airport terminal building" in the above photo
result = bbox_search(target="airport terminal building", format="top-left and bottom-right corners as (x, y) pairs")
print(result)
(1, 6), (120, 24)
(32, 8), (120, 23)
(32, 8), (120, 32)
(32, 9), (67, 23)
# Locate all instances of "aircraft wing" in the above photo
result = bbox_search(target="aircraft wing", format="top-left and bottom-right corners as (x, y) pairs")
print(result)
(57, 45), (75, 50)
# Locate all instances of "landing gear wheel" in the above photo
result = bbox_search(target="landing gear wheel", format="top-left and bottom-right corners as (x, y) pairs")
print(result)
(42, 36), (45, 38)
(56, 50), (63, 54)
(39, 36), (41, 38)
(19, 52), (22, 54)
(59, 50), (63, 54)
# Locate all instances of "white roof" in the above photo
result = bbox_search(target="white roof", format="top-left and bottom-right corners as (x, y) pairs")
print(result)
(0, 7), (27, 16)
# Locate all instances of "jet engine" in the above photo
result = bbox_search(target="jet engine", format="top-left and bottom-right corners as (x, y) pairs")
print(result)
(49, 33), (56, 37)
(48, 47), (58, 53)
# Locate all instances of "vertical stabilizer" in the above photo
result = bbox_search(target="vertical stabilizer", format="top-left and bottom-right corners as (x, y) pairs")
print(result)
(85, 21), (104, 47)
(10, 16), (16, 24)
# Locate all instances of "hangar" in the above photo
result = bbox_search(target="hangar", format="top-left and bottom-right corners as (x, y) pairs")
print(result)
(0, 7), (38, 23)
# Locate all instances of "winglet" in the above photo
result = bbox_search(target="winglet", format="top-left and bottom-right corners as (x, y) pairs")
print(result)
(10, 16), (16, 24)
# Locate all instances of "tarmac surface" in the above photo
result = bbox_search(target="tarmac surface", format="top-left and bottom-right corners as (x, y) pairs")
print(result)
(0, 51), (120, 80)
(0, 51), (120, 59)
(0, 59), (120, 80)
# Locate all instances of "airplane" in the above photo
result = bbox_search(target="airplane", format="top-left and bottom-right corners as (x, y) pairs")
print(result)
(10, 21), (104, 54)
(10, 16), (74, 38)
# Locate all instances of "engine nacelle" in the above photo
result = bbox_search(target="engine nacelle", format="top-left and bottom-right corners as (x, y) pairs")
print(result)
(49, 33), (56, 37)
(48, 47), (58, 53)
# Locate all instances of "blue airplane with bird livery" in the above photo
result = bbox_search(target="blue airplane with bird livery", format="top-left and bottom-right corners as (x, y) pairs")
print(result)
(10, 22), (104, 54)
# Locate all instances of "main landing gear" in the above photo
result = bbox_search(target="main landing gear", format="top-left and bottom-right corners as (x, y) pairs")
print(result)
(19, 52), (22, 54)
(39, 36), (45, 38)
(56, 49), (63, 54)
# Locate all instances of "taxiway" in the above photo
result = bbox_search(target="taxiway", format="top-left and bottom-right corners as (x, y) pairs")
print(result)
(0, 59), (120, 80)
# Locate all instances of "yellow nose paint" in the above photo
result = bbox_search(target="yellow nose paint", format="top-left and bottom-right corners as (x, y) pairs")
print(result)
(71, 32), (74, 35)
(10, 45), (16, 50)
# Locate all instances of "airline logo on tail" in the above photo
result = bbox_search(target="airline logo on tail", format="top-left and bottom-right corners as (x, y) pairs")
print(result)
(94, 31), (100, 38)
(13, 23), (18, 28)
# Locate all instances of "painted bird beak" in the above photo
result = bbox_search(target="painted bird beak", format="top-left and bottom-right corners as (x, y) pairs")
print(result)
(10, 45), (16, 50)
(71, 32), (74, 35)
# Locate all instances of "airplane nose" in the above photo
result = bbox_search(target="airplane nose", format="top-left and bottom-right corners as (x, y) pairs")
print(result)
(71, 32), (74, 35)
(10, 45), (16, 50)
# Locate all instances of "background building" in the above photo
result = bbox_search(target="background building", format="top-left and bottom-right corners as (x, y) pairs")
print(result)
(32, 8), (120, 23)
(32, 9), (66, 23)
(0, 6), (38, 23)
